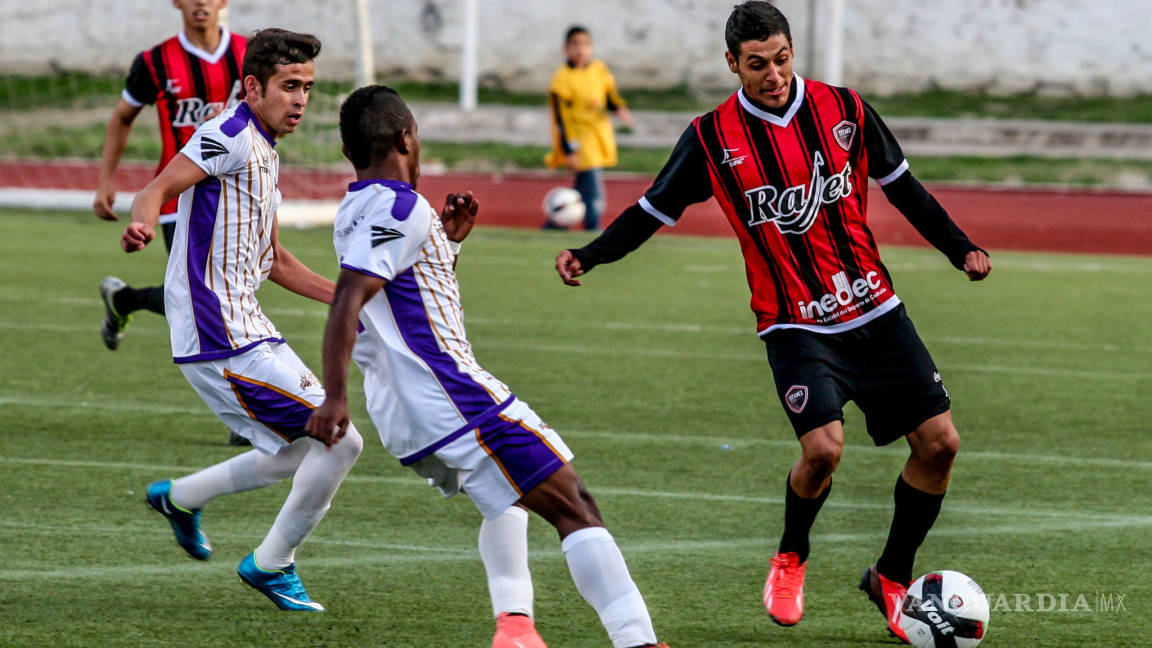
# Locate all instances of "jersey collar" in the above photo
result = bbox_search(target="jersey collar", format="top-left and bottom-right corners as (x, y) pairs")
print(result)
(738, 73), (806, 128)
(229, 102), (276, 147)
(348, 179), (414, 192)
(178, 27), (232, 65)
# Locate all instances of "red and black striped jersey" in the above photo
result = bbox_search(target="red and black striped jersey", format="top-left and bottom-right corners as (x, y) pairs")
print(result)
(123, 28), (247, 215)
(637, 75), (927, 335)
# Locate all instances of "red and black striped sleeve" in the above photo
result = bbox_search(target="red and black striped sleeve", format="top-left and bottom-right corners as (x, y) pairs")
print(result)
(863, 100), (985, 268)
(571, 124), (712, 270)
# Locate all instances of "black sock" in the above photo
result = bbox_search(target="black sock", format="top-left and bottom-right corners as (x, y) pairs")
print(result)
(876, 475), (945, 585)
(113, 285), (165, 316)
(777, 473), (831, 563)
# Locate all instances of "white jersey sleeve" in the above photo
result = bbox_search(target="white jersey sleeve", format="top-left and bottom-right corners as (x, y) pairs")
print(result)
(339, 190), (434, 281)
(181, 119), (252, 178)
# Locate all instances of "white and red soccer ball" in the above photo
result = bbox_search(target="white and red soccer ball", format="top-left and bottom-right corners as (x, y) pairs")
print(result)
(542, 186), (585, 227)
(899, 570), (989, 648)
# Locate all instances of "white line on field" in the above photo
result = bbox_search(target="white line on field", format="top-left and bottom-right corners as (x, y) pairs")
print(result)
(1, 516), (1150, 582)
(3, 291), (1150, 356)
(1, 456), (1145, 523)
(3, 393), (1150, 470)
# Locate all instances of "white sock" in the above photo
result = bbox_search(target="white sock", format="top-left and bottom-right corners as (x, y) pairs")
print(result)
(254, 425), (363, 569)
(479, 506), (533, 618)
(562, 526), (657, 648)
(169, 441), (309, 510)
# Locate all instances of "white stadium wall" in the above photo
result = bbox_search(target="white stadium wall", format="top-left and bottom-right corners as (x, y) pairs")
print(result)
(1, 0), (1148, 96)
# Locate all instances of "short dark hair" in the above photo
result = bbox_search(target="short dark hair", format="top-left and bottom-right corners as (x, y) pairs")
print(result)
(565, 25), (589, 43)
(339, 85), (414, 169)
(242, 28), (322, 89)
(725, 1), (791, 58)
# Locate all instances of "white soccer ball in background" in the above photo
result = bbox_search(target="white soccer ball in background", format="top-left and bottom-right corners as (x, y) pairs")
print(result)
(543, 187), (586, 228)
(900, 570), (989, 648)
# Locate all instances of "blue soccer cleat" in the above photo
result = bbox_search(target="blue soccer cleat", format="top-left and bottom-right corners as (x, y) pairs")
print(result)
(145, 480), (212, 560)
(237, 553), (326, 612)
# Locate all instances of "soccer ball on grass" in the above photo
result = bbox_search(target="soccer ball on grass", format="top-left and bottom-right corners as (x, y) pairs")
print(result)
(899, 570), (989, 648)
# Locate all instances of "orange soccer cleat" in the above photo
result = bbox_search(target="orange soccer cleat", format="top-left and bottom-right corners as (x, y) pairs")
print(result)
(492, 612), (548, 648)
(859, 564), (911, 643)
(763, 551), (807, 626)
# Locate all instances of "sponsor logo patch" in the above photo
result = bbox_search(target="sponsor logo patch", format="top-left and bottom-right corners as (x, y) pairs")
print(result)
(370, 225), (404, 247)
(721, 147), (747, 167)
(833, 120), (856, 151)
(785, 385), (808, 414)
(200, 136), (228, 160)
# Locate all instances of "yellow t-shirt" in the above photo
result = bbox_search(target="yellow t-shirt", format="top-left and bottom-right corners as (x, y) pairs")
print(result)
(546, 59), (626, 171)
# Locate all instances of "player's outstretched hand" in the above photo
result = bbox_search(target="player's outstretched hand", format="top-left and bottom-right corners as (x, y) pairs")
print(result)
(121, 222), (155, 252)
(555, 249), (585, 286)
(93, 185), (119, 221)
(963, 249), (992, 281)
(305, 397), (350, 450)
(440, 191), (478, 243)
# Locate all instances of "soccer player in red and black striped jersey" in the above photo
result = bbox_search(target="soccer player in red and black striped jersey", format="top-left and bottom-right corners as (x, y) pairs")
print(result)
(556, 1), (991, 641)
(94, 0), (246, 353)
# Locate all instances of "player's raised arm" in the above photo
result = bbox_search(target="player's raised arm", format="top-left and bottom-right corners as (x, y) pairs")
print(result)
(305, 269), (385, 447)
(267, 215), (337, 304)
(123, 153), (206, 252)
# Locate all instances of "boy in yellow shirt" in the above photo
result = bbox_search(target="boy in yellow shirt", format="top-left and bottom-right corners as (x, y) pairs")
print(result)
(546, 25), (634, 230)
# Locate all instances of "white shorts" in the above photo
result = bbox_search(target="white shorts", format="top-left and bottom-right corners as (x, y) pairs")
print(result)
(179, 341), (324, 455)
(404, 399), (574, 519)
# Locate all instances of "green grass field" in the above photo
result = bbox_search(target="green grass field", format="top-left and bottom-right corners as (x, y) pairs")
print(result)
(1, 208), (1150, 647)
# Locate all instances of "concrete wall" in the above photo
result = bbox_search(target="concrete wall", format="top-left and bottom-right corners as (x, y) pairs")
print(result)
(2, 0), (1147, 96)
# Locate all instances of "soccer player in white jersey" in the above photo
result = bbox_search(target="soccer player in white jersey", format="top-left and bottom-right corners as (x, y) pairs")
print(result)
(304, 85), (668, 648)
(121, 29), (363, 612)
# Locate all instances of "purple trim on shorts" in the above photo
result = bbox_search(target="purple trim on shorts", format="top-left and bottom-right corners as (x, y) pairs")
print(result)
(185, 178), (231, 354)
(399, 396), (514, 466)
(221, 102), (275, 146)
(173, 337), (284, 364)
(476, 415), (566, 495)
(384, 268), (503, 417)
(225, 371), (316, 439)
(340, 262), (387, 280)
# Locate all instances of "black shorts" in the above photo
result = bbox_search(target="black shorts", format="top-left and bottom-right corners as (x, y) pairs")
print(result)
(762, 303), (950, 446)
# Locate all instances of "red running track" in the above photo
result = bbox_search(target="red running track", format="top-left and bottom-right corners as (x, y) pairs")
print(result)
(2, 159), (1149, 256)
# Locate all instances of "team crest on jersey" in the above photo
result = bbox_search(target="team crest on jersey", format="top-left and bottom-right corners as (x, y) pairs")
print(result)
(785, 385), (808, 413)
(200, 137), (228, 160)
(371, 225), (404, 247)
(832, 120), (856, 151)
(743, 151), (853, 235)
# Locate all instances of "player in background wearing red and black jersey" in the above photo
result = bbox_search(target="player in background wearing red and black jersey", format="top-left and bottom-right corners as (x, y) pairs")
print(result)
(556, 1), (991, 642)
(94, 0), (246, 352)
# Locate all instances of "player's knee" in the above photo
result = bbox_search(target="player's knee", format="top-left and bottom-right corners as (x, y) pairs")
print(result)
(916, 422), (959, 467)
(800, 430), (843, 476)
(333, 423), (365, 462)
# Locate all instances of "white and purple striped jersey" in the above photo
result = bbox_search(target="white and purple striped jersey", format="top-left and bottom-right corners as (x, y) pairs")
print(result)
(165, 102), (284, 363)
(333, 179), (515, 462)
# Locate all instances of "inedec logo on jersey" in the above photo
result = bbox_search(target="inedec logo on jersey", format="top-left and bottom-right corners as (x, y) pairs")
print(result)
(798, 270), (886, 321)
(743, 151), (853, 235)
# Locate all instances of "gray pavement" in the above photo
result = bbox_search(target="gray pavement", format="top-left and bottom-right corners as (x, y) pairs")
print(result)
(411, 102), (1152, 160)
